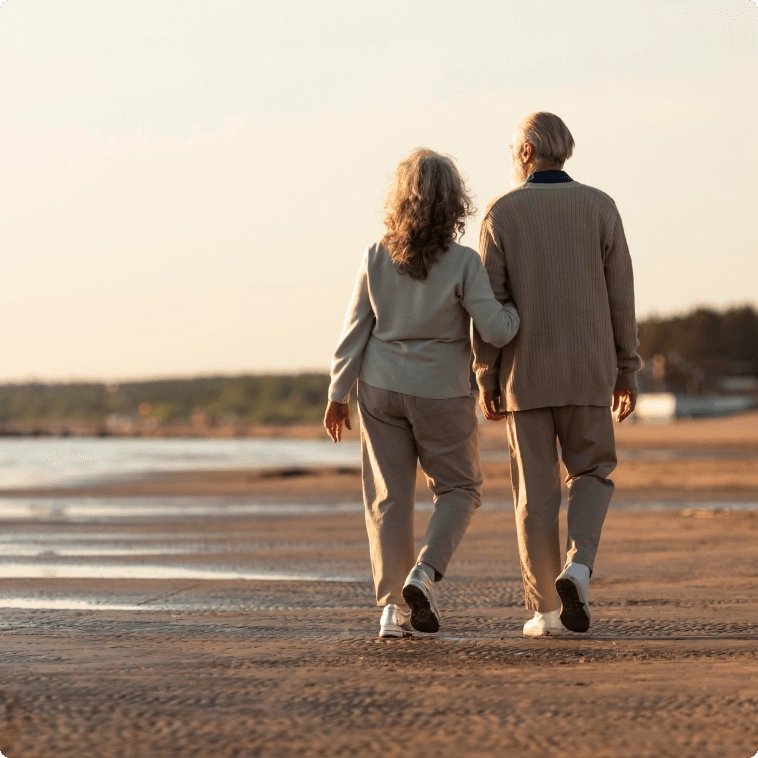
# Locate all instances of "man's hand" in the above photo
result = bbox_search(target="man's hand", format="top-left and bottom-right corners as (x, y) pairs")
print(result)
(480, 390), (506, 421)
(324, 400), (352, 442)
(612, 388), (637, 423)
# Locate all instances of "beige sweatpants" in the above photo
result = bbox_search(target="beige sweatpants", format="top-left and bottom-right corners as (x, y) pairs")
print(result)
(358, 381), (483, 606)
(506, 405), (617, 612)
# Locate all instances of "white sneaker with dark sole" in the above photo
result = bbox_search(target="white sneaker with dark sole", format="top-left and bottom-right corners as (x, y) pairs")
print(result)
(402, 565), (440, 634)
(379, 604), (412, 638)
(555, 562), (591, 633)
(523, 609), (567, 637)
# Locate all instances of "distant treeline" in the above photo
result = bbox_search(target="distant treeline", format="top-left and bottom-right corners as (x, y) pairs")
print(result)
(638, 305), (758, 371)
(1, 306), (756, 426)
(0, 374), (330, 426)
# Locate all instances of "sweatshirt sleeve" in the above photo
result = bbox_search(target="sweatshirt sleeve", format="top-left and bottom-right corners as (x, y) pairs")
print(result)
(327, 250), (375, 403)
(462, 253), (520, 349)
(603, 205), (642, 391)
(472, 217), (512, 393)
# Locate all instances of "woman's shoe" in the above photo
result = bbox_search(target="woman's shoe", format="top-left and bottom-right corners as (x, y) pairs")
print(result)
(379, 604), (412, 638)
(523, 609), (566, 637)
(402, 565), (441, 633)
(556, 562), (592, 633)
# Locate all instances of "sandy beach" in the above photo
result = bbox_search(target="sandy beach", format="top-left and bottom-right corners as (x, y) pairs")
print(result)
(0, 508), (757, 757)
(0, 413), (757, 757)
(4, 0), (757, 754)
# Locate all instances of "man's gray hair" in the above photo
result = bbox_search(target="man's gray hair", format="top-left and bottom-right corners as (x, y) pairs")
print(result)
(515, 112), (575, 166)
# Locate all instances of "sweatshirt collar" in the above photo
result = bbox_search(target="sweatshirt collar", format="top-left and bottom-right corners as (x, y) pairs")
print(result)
(526, 169), (573, 184)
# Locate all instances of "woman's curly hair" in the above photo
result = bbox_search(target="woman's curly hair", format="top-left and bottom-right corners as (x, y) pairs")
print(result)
(382, 149), (475, 281)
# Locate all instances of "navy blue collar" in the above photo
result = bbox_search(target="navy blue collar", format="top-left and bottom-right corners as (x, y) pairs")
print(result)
(526, 169), (573, 184)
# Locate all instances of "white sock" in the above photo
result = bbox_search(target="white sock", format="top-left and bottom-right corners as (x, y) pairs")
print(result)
(418, 562), (436, 581)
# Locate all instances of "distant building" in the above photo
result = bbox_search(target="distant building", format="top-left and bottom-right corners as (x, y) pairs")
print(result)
(634, 348), (758, 421)
(634, 393), (758, 422)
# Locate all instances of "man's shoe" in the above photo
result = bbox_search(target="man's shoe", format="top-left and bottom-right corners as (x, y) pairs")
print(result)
(402, 565), (441, 633)
(379, 604), (412, 638)
(556, 562), (591, 633)
(523, 609), (566, 637)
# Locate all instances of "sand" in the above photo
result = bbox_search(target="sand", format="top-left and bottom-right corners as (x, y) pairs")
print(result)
(3, 456), (758, 502)
(1, 413), (758, 756)
(0, 508), (757, 757)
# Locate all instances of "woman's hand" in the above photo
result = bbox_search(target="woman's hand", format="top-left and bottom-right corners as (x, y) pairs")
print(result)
(480, 390), (506, 421)
(324, 400), (352, 443)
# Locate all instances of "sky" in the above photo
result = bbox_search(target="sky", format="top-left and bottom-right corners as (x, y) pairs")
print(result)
(0, 0), (757, 382)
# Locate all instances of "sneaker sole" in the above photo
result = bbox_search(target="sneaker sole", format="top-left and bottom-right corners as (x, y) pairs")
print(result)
(379, 624), (408, 638)
(556, 577), (591, 633)
(402, 583), (440, 634)
(522, 627), (566, 638)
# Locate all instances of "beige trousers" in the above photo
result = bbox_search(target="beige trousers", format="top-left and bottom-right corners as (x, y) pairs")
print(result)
(506, 405), (617, 612)
(358, 381), (483, 606)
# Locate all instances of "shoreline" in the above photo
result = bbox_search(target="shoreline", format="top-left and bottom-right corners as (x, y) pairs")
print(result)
(2, 411), (757, 504)
(1, 409), (758, 448)
(2, 457), (758, 501)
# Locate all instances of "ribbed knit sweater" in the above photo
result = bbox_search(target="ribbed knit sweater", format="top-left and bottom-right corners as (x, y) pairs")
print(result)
(473, 180), (641, 411)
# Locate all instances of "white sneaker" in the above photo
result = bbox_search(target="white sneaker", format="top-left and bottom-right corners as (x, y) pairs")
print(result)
(523, 609), (566, 637)
(402, 565), (441, 634)
(556, 562), (591, 633)
(379, 604), (412, 638)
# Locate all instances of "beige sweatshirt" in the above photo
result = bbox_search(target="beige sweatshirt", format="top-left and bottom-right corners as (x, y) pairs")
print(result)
(329, 241), (520, 402)
(473, 181), (641, 411)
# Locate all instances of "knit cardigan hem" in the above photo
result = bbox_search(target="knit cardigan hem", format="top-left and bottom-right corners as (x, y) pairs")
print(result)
(500, 384), (613, 412)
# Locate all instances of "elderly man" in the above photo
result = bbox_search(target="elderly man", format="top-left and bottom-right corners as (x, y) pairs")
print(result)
(473, 112), (640, 636)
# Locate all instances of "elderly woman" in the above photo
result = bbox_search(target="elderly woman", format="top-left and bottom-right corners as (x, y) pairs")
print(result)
(324, 149), (519, 637)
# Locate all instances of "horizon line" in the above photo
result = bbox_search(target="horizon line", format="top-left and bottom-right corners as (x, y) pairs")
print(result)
(0, 369), (333, 387)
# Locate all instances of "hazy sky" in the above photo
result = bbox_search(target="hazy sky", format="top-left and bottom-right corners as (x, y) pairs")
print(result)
(1, 0), (757, 381)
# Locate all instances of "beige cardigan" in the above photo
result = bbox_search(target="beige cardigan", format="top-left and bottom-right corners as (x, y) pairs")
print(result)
(473, 180), (641, 411)
(329, 241), (520, 402)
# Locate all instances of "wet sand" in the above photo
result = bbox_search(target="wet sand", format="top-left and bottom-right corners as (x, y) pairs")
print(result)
(1, 413), (757, 756)
(0, 507), (757, 757)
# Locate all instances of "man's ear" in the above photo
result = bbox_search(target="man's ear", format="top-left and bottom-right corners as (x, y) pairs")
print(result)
(520, 141), (534, 164)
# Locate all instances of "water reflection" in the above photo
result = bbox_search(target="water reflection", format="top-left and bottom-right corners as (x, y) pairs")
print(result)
(3, 438), (756, 491)
(0, 563), (363, 582)
(0, 437), (361, 489)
